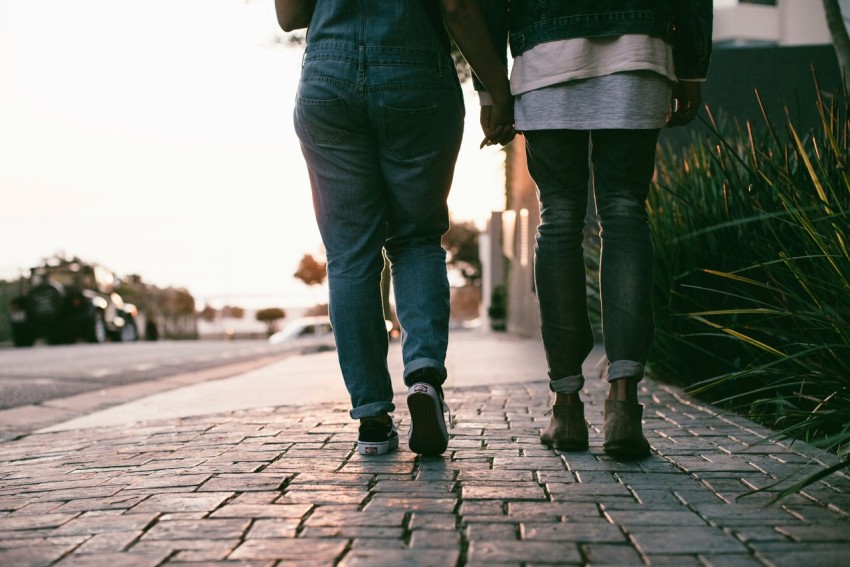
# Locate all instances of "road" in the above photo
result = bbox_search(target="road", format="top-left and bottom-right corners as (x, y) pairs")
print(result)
(0, 340), (307, 411)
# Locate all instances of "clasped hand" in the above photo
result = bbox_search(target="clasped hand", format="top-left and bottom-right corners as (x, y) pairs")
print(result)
(479, 99), (516, 148)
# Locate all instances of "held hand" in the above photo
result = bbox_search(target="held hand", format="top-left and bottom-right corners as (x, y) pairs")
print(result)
(666, 81), (702, 127)
(479, 101), (516, 148)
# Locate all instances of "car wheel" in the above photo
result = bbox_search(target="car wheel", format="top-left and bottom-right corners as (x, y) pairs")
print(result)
(12, 327), (35, 347)
(29, 282), (64, 321)
(119, 321), (139, 342)
(87, 311), (107, 344)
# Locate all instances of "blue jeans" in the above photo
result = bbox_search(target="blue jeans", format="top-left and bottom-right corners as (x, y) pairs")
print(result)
(293, 44), (464, 419)
(524, 129), (659, 395)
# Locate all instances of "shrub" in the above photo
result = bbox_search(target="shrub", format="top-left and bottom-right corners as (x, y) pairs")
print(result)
(647, 82), (850, 496)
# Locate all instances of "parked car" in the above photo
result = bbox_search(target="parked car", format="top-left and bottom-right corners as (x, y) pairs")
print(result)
(268, 316), (335, 352)
(9, 259), (139, 347)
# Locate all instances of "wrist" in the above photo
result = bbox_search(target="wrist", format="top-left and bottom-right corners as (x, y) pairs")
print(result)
(490, 85), (512, 106)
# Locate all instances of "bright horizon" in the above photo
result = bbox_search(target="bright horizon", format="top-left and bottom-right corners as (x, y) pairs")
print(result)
(0, 0), (506, 308)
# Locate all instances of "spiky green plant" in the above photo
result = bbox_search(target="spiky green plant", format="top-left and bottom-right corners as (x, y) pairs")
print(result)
(647, 79), (850, 498)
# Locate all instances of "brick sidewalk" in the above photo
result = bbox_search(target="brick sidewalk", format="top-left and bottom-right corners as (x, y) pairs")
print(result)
(1, 348), (850, 565)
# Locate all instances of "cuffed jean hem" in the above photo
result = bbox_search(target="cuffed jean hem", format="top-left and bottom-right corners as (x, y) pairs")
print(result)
(606, 360), (645, 383)
(549, 374), (585, 395)
(350, 401), (396, 420)
(403, 358), (447, 386)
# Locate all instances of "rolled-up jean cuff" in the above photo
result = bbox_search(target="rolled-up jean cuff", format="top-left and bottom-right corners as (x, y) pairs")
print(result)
(606, 360), (645, 383)
(350, 401), (396, 420)
(403, 358), (447, 387)
(549, 374), (585, 394)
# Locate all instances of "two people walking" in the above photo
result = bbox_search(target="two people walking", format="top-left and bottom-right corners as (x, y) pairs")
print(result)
(275, 0), (712, 459)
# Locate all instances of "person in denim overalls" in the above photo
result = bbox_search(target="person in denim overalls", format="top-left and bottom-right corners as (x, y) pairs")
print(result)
(477, 1), (713, 459)
(275, 0), (514, 456)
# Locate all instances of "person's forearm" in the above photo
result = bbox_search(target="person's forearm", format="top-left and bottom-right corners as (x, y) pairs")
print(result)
(440, 0), (511, 104)
(274, 0), (316, 32)
(471, 0), (508, 93)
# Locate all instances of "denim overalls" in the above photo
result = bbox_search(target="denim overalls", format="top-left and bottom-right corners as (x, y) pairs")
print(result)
(293, 0), (465, 419)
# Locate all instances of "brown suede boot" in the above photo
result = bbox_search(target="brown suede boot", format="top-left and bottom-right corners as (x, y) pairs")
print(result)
(603, 399), (651, 460)
(539, 402), (589, 451)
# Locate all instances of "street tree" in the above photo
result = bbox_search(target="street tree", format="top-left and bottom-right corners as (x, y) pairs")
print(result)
(256, 307), (286, 336)
(293, 254), (327, 287)
(442, 220), (482, 285)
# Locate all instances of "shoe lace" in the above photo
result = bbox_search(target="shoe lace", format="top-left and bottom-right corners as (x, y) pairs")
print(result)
(443, 399), (454, 429)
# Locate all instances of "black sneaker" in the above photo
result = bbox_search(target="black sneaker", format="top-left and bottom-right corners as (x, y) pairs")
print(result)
(406, 370), (450, 456)
(358, 417), (399, 456)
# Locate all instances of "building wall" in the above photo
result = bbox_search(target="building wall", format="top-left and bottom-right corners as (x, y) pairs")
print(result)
(714, 0), (829, 46)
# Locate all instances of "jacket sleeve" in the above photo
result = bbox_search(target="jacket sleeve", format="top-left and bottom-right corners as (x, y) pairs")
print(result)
(472, 0), (509, 93)
(672, 0), (713, 80)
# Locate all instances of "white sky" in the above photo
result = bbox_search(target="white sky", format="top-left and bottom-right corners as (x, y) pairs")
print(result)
(0, 0), (506, 307)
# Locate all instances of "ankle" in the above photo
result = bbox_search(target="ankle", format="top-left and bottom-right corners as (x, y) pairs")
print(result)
(361, 413), (391, 426)
(408, 368), (444, 398)
(554, 392), (581, 406)
(607, 379), (638, 402)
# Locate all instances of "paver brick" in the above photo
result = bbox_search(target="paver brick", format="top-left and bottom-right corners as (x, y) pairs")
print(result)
(409, 527), (462, 547)
(461, 484), (547, 501)
(209, 503), (312, 519)
(50, 494), (149, 514)
(141, 518), (251, 540)
(628, 526), (748, 554)
(0, 543), (78, 567)
(750, 542), (850, 567)
(3, 341), (850, 565)
(305, 507), (406, 527)
(123, 474), (211, 491)
(579, 542), (644, 564)
(130, 538), (240, 561)
(468, 540), (583, 563)
(697, 553), (771, 567)
(229, 538), (347, 561)
(51, 513), (157, 536)
(0, 512), (78, 531)
(280, 488), (368, 505)
(54, 551), (170, 566)
(605, 510), (708, 527)
(465, 522), (519, 540)
(244, 518), (300, 539)
(130, 492), (233, 513)
(340, 548), (460, 567)
(74, 531), (143, 553)
(363, 496), (457, 513)
(198, 472), (289, 492)
(408, 511), (457, 530)
(300, 525), (404, 538)
(521, 522), (627, 543)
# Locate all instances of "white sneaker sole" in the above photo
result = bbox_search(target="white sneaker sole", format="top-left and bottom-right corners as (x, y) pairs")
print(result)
(407, 382), (449, 456)
(357, 437), (399, 456)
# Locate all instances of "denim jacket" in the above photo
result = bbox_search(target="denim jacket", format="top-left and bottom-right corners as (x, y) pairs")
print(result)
(476, 0), (713, 85)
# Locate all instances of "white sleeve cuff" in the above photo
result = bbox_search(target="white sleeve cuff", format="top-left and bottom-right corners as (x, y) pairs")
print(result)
(478, 91), (494, 106)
